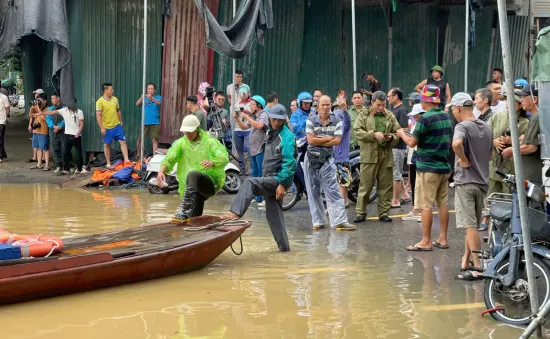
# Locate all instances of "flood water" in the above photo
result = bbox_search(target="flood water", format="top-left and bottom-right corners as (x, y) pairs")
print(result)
(0, 184), (536, 338)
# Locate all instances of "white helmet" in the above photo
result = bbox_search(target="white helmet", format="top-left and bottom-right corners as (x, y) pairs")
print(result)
(180, 115), (201, 132)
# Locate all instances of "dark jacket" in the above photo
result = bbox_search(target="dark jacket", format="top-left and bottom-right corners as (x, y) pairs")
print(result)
(263, 124), (296, 187)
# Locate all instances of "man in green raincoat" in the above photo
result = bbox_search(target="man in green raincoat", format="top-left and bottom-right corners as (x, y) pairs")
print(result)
(158, 115), (229, 223)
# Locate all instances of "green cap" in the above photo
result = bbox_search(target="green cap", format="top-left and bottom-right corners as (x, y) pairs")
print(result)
(431, 65), (444, 74)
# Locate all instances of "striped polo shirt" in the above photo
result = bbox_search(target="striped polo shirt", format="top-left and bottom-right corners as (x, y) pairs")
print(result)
(412, 108), (453, 174)
(306, 113), (342, 156)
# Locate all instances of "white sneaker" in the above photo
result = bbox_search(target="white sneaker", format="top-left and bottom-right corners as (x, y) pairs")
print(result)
(258, 201), (266, 207)
(81, 168), (88, 173)
(402, 212), (421, 222)
(54, 167), (61, 173)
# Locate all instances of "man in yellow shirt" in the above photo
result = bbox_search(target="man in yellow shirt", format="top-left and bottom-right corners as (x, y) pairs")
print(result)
(96, 82), (130, 167)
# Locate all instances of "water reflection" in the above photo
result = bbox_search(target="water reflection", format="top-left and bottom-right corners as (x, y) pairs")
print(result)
(0, 184), (537, 338)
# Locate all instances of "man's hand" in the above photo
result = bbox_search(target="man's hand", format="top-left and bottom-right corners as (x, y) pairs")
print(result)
(493, 138), (506, 152)
(75, 132), (81, 138)
(53, 126), (60, 133)
(457, 157), (471, 168)
(156, 172), (166, 186)
(383, 133), (393, 141)
(200, 160), (214, 170)
(276, 184), (286, 200)
(502, 147), (513, 159)
(101, 128), (106, 136)
(503, 136), (512, 145)
(28, 126), (32, 132)
(374, 132), (385, 142)
(120, 121), (124, 127)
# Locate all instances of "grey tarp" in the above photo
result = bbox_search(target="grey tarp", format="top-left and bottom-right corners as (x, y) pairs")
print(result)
(0, 0), (74, 106)
(194, 0), (273, 59)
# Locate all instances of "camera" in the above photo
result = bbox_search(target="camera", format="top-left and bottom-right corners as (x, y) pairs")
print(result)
(205, 86), (216, 107)
(29, 100), (39, 106)
(31, 122), (41, 130)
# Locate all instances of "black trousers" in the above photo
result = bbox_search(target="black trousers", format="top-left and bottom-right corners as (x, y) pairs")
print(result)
(186, 171), (216, 217)
(50, 130), (65, 168)
(0, 124), (6, 159)
(63, 135), (83, 171)
(410, 164), (417, 207)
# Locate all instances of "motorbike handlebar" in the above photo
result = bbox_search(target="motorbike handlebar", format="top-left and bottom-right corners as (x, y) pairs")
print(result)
(495, 169), (507, 178)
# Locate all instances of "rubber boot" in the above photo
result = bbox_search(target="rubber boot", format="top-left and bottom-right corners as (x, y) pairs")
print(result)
(172, 187), (198, 223)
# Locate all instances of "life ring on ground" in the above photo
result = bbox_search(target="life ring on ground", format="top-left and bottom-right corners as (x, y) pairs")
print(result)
(0, 234), (64, 257)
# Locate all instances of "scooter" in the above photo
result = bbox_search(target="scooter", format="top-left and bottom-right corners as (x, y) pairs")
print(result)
(483, 168), (550, 325)
(145, 152), (242, 195)
(282, 148), (377, 211)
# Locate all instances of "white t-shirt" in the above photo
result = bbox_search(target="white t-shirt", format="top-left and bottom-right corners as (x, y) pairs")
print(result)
(233, 102), (251, 132)
(57, 108), (84, 136)
(474, 100), (507, 118)
(0, 94), (9, 125)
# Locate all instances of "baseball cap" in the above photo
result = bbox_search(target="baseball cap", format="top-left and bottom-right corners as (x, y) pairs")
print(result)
(180, 115), (201, 132)
(446, 92), (474, 108)
(517, 83), (538, 97)
(407, 104), (427, 117)
(420, 85), (441, 104)
(33, 89), (44, 94)
(406, 92), (422, 103)
(267, 104), (287, 120)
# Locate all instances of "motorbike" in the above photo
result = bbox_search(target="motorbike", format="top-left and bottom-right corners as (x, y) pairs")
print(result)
(145, 152), (242, 195)
(483, 168), (550, 325)
(282, 148), (377, 211)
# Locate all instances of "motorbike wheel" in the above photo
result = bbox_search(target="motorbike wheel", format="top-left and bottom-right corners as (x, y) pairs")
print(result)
(347, 166), (377, 204)
(223, 170), (242, 194)
(484, 257), (550, 325)
(283, 180), (301, 211)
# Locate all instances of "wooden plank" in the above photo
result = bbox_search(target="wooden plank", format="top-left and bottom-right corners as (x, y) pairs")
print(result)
(0, 252), (114, 280)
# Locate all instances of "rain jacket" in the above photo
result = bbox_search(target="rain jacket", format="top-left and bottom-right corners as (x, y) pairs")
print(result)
(161, 129), (229, 198)
(289, 108), (310, 146)
(263, 124), (296, 187)
(353, 107), (400, 166)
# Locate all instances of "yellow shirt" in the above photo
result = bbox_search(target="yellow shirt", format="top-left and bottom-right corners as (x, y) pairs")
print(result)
(96, 96), (121, 129)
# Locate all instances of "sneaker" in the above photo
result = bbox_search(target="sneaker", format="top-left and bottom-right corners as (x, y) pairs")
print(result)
(312, 224), (326, 230)
(258, 201), (266, 207)
(335, 222), (357, 231)
(54, 167), (61, 173)
(81, 168), (88, 173)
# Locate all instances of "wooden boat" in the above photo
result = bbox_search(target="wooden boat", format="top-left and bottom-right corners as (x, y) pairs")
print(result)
(0, 216), (250, 305)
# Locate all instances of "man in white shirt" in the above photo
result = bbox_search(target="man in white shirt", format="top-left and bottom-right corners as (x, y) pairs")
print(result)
(40, 103), (86, 174)
(0, 92), (9, 162)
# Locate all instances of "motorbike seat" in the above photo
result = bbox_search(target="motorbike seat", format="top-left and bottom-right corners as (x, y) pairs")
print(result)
(490, 203), (512, 222)
(349, 150), (360, 159)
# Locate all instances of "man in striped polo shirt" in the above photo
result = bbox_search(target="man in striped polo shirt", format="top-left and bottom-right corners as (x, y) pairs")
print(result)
(397, 85), (453, 251)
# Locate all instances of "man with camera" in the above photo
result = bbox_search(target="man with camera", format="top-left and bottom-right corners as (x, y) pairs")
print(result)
(232, 84), (252, 175)
(136, 83), (162, 154)
(304, 95), (356, 231)
(29, 93), (51, 171)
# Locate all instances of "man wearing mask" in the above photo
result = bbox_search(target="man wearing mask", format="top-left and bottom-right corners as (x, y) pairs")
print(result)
(47, 93), (66, 174)
(304, 95), (356, 231)
(222, 104), (296, 252)
(235, 95), (269, 206)
(29, 93), (51, 171)
(348, 90), (367, 149)
(353, 91), (401, 224)
(232, 84), (252, 175)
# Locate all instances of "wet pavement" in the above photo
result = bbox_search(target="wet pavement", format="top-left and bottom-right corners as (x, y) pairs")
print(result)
(0, 184), (542, 338)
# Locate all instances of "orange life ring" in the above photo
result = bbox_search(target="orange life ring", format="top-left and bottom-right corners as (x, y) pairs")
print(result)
(0, 234), (63, 257)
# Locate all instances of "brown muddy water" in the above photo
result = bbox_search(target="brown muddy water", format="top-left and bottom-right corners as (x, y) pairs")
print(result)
(0, 184), (535, 338)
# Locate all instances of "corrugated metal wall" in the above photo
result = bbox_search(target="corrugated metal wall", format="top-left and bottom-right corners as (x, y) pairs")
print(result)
(160, 0), (218, 142)
(67, 0), (163, 152)
(443, 7), (495, 93)
(213, 0), (306, 108)
(490, 15), (530, 80)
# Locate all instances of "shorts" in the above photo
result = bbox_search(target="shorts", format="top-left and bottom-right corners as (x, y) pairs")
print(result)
(488, 178), (511, 196)
(455, 184), (486, 229)
(335, 162), (352, 187)
(144, 124), (161, 139)
(104, 124), (126, 145)
(392, 148), (407, 181)
(417, 172), (450, 210)
(32, 133), (49, 151)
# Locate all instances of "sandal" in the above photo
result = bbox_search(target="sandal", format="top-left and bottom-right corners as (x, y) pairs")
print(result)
(406, 245), (433, 252)
(43, 166), (50, 171)
(432, 241), (449, 249)
(30, 165), (43, 169)
(455, 270), (484, 281)
(26, 158), (37, 163)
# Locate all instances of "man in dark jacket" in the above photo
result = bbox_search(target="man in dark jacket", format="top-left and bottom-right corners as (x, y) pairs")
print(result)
(222, 104), (297, 252)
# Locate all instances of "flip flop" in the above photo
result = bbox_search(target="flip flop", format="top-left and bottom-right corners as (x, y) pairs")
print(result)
(391, 204), (401, 209)
(400, 198), (411, 205)
(406, 245), (433, 252)
(455, 270), (484, 281)
(432, 241), (449, 249)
